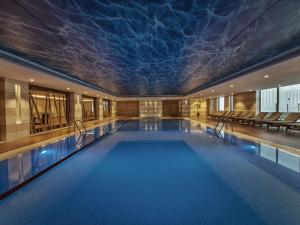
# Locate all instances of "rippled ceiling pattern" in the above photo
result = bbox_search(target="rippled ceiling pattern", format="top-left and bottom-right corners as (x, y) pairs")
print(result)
(0, 0), (300, 96)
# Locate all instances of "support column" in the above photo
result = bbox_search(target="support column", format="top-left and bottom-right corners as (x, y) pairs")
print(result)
(97, 98), (103, 121)
(0, 78), (30, 142)
(111, 100), (116, 118)
(69, 93), (82, 122)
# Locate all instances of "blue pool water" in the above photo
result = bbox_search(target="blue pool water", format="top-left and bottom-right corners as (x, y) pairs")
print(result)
(0, 119), (300, 225)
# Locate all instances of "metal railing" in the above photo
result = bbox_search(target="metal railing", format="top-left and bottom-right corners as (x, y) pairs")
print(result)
(214, 117), (233, 133)
(73, 120), (87, 134)
(73, 120), (87, 146)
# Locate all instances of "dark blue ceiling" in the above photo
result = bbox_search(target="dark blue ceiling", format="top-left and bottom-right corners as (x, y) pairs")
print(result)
(0, 0), (299, 96)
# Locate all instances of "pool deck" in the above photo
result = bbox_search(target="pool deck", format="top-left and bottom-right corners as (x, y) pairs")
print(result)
(0, 116), (299, 160)
(0, 117), (119, 160)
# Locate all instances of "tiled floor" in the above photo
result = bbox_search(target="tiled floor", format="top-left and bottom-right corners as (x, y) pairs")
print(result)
(0, 118), (116, 157)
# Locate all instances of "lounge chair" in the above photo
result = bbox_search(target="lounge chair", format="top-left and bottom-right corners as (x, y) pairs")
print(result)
(226, 111), (253, 122)
(214, 111), (234, 120)
(210, 111), (227, 119)
(242, 112), (268, 124)
(233, 111), (256, 123)
(221, 111), (243, 119)
(285, 122), (300, 133)
(248, 112), (282, 126)
(264, 113), (300, 131)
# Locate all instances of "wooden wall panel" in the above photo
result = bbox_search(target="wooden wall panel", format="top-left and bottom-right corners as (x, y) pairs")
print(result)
(116, 101), (139, 117)
(162, 100), (179, 117)
(234, 91), (256, 112)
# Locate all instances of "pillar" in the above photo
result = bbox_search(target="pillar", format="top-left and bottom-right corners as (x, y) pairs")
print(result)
(0, 78), (30, 141)
(97, 98), (103, 121)
(69, 92), (82, 122)
(111, 100), (116, 118)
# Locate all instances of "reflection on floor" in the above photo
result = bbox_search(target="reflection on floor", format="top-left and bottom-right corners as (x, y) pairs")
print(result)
(0, 116), (299, 159)
(0, 118), (117, 157)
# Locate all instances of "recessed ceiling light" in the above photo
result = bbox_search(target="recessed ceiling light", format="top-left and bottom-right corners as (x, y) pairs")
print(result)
(230, 84), (234, 88)
(249, 89), (253, 92)
(199, 93), (202, 95)
(264, 75), (269, 78)
(97, 94), (99, 97)
(277, 84), (282, 87)
(29, 78), (34, 82)
(66, 87), (70, 90)
(84, 92), (88, 94)
(231, 92), (234, 95)
(211, 89), (215, 93)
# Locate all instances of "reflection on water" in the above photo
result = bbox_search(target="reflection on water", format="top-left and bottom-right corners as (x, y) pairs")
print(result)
(118, 118), (193, 132)
(205, 127), (300, 173)
(0, 121), (119, 196)
(0, 119), (299, 197)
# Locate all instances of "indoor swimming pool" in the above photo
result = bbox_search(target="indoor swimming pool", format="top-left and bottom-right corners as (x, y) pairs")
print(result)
(0, 119), (300, 225)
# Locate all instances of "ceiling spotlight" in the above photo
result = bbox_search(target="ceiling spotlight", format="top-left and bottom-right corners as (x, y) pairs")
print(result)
(277, 84), (282, 87)
(249, 89), (253, 92)
(29, 78), (34, 82)
(264, 75), (269, 78)
(66, 87), (70, 90)
(230, 84), (234, 88)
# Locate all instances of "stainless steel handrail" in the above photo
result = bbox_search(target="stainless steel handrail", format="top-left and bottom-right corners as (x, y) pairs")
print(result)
(75, 120), (87, 133)
(73, 120), (87, 134)
(214, 117), (233, 133)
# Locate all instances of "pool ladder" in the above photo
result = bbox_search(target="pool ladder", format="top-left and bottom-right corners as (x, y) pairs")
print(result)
(214, 117), (233, 133)
(74, 120), (87, 134)
(74, 120), (87, 146)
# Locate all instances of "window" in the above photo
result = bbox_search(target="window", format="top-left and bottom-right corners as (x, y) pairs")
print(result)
(260, 84), (300, 113)
(218, 96), (225, 111)
(260, 88), (277, 112)
(82, 95), (96, 121)
(279, 84), (300, 112)
(29, 86), (69, 134)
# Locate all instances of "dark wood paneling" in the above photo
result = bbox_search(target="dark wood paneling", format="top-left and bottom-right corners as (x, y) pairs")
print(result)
(162, 100), (179, 117)
(116, 101), (139, 117)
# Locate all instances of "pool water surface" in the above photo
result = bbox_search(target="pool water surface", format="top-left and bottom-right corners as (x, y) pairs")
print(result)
(0, 119), (300, 225)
